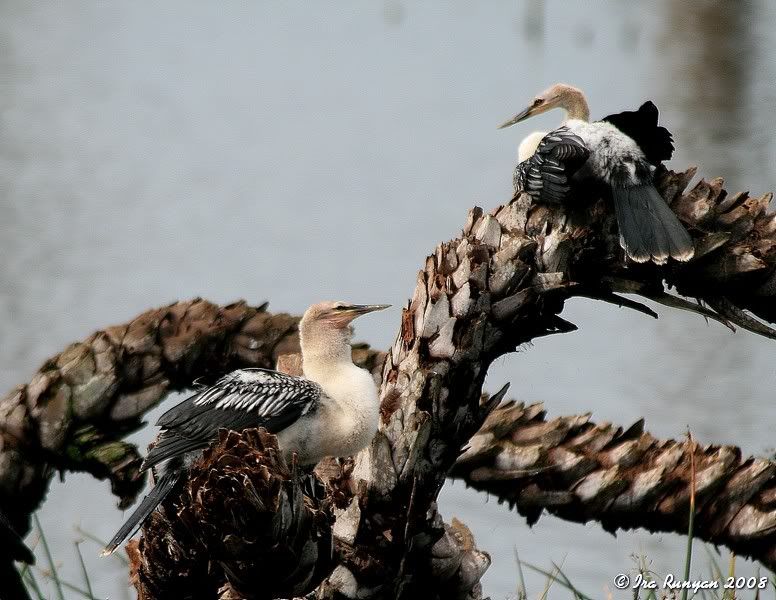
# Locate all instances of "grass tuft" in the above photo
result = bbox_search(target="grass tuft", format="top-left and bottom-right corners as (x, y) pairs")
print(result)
(75, 540), (96, 600)
(22, 568), (46, 600)
(25, 517), (116, 599)
(513, 546), (528, 600)
(34, 513), (66, 600)
(520, 557), (594, 600)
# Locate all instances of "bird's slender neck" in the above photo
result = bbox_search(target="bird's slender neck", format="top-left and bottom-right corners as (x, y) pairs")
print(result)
(299, 322), (354, 383)
(559, 89), (590, 122)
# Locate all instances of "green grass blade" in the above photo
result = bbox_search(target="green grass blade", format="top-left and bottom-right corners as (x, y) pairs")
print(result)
(722, 553), (736, 600)
(703, 545), (723, 583)
(681, 516), (695, 600)
(22, 567), (46, 600)
(513, 547), (528, 600)
(19, 560), (32, 581)
(522, 559), (594, 600)
(636, 555), (658, 600)
(681, 433), (697, 600)
(755, 567), (764, 600)
(75, 541), (95, 599)
(34, 513), (65, 600)
(18, 533), (40, 582)
(551, 561), (595, 600)
(538, 564), (559, 600)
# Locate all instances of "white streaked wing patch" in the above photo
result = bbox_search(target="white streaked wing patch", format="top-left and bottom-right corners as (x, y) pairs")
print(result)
(514, 125), (591, 202)
(192, 368), (321, 417)
(225, 369), (278, 384)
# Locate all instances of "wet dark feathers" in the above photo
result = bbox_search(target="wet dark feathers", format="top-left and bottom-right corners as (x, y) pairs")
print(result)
(601, 101), (674, 166)
(513, 127), (590, 203)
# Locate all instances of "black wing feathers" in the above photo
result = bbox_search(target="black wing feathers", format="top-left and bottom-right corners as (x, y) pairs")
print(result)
(141, 401), (305, 471)
(514, 127), (590, 204)
(601, 101), (674, 165)
(141, 368), (320, 471)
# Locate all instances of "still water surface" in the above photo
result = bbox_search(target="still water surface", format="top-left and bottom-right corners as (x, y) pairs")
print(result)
(1, 2), (774, 597)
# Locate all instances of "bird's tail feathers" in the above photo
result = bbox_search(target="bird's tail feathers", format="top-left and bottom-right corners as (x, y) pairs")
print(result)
(101, 470), (180, 556)
(612, 184), (694, 264)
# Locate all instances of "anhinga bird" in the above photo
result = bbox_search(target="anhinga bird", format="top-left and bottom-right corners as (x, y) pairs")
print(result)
(0, 508), (34, 600)
(499, 83), (694, 264)
(102, 301), (389, 556)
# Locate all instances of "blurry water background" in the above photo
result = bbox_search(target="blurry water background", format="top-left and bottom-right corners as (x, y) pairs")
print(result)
(1, 1), (775, 598)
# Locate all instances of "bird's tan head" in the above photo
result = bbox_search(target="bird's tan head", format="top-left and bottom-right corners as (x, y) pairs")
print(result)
(301, 301), (390, 330)
(498, 83), (590, 129)
(299, 301), (390, 372)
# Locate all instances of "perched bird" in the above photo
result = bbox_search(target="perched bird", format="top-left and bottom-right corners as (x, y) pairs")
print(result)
(102, 301), (389, 556)
(0, 508), (34, 600)
(499, 83), (694, 264)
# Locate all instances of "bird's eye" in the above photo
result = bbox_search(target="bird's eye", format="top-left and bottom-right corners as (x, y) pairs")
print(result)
(533, 98), (543, 107)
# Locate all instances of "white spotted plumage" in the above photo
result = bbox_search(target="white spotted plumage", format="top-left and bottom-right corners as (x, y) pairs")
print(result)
(193, 368), (321, 416)
(563, 119), (649, 186)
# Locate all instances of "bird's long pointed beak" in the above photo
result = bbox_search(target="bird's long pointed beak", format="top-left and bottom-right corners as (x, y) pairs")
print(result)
(347, 304), (391, 316)
(498, 105), (534, 129)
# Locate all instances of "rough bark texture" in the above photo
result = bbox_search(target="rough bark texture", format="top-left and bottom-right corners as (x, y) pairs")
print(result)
(451, 401), (776, 570)
(315, 167), (776, 599)
(127, 429), (335, 600)
(1, 167), (775, 598)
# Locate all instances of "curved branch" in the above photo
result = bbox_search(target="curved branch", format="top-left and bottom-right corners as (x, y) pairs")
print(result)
(0, 300), (359, 528)
(450, 401), (776, 570)
(0, 298), (385, 539)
